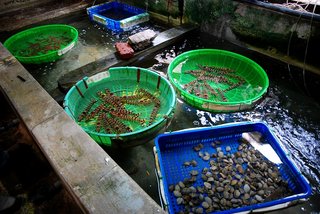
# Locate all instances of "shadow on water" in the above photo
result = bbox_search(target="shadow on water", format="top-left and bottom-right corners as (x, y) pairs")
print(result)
(129, 31), (320, 212)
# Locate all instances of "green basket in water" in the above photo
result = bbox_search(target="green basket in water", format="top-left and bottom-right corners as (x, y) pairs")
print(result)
(168, 49), (269, 112)
(4, 24), (78, 64)
(63, 67), (176, 147)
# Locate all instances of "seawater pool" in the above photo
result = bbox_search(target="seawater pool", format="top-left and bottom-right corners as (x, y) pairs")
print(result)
(121, 32), (320, 213)
(6, 17), (319, 212)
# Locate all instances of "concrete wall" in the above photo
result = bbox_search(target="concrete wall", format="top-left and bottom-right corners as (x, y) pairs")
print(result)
(185, 0), (320, 68)
(0, 0), (53, 14)
(125, 0), (320, 74)
(0, 0), (83, 15)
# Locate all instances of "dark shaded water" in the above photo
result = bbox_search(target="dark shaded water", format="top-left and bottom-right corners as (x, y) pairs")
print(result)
(128, 32), (320, 213)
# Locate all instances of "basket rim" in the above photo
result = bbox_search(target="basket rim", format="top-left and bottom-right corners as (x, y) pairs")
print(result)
(167, 49), (269, 106)
(4, 24), (78, 62)
(64, 66), (176, 139)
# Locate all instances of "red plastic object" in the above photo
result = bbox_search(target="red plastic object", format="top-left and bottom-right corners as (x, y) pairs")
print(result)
(115, 42), (134, 59)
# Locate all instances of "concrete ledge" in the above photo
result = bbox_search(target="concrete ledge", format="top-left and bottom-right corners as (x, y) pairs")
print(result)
(0, 43), (165, 213)
(58, 24), (198, 91)
(32, 112), (162, 213)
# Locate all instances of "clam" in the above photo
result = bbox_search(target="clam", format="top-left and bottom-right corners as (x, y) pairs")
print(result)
(202, 155), (210, 161)
(205, 196), (212, 205)
(202, 201), (210, 209)
(231, 179), (238, 186)
(226, 146), (231, 152)
(179, 181), (185, 188)
(216, 187), (224, 192)
(218, 151), (224, 158)
(189, 186), (197, 193)
(204, 182), (212, 189)
(243, 193), (250, 200)
(193, 143), (204, 152)
(243, 184), (250, 193)
(190, 170), (199, 176)
(234, 190), (241, 198)
(201, 174), (208, 181)
(195, 207), (203, 214)
(173, 190), (182, 197)
(191, 160), (198, 167)
(169, 184), (174, 192)
(183, 161), (191, 167)
(202, 167), (209, 174)
(255, 195), (264, 202)
(177, 197), (184, 205)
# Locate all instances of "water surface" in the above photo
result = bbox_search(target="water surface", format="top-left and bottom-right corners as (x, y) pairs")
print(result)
(131, 32), (320, 212)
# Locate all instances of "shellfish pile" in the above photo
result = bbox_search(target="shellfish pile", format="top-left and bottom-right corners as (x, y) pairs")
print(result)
(183, 64), (245, 102)
(168, 138), (292, 213)
(77, 88), (161, 134)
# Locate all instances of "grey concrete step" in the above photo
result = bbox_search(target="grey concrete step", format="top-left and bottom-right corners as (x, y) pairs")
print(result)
(57, 24), (198, 92)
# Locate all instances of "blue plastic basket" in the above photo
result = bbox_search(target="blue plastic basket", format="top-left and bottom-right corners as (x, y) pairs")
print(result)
(155, 122), (311, 214)
(87, 1), (149, 32)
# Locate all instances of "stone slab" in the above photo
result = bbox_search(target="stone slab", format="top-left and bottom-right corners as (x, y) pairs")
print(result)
(0, 42), (165, 213)
(58, 24), (198, 92)
(32, 111), (164, 214)
(0, 43), (62, 131)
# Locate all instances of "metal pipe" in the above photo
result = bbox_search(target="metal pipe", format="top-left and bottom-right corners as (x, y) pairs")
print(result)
(238, 0), (320, 21)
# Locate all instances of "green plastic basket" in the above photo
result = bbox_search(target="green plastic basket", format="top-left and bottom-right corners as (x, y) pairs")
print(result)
(63, 67), (176, 147)
(4, 24), (78, 64)
(168, 49), (269, 112)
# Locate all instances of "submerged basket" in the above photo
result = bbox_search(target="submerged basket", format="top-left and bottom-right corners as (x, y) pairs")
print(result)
(168, 49), (269, 112)
(64, 67), (176, 147)
(4, 24), (78, 64)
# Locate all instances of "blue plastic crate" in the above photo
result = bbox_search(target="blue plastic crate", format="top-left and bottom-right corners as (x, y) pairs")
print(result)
(155, 122), (311, 214)
(87, 1), (149, 32)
